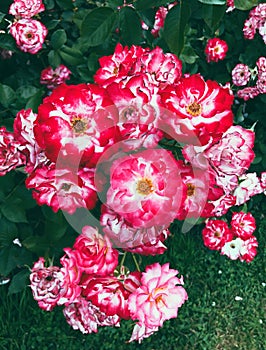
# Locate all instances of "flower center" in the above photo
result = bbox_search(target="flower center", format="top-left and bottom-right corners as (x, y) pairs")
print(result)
(136, 178), (154, 195)
(214, 231), (221, 238)
(25, 32), (33, 39)
(186, 102), (201, 116)
(113, 66), (119, 75)
(187, 183), (196, 196)
(71, 117), (87, 134)
(121, 106), (137, 121)
(61, 183), (72, 192)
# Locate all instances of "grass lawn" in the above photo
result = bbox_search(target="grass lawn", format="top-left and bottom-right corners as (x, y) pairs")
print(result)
(0, 215), (265, 350)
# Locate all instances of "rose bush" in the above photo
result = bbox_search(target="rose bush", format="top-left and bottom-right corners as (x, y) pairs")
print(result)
(0, 0), (265, 344)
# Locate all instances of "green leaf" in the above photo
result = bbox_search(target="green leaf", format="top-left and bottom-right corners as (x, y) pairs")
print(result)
(55, 0), (73, 9)
(44, 0), (55, 10)
(198, 0), (226, 4)
(80, 7), (116, 47)
(0, 218), (18, 247)
(16, 85), (39, 101)
(0, 34), (17, 51)
(48, 50), (61, 68)
(59, 45), (84, 65)
(119, 7), (142, 45)
(25, 89), (44, 113)
(202, 4), (226, 31)
(8, 269), (30, 295)
(234, 0), (258, 10)
(0, 84), (16, 108)
(135, 0), (175, 10)
(1, 200), (28, 223)
(0, 12), (5, 23)
(51, 29), (67, 50)
(163, 2), (191, 56)
(0, 246), (32, 276)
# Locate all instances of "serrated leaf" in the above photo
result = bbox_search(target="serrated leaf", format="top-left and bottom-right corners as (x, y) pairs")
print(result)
(198, 0), (226, 4)
(163, 2), (191, 56)
(135, 0), (175, 10)
(81, 7), (116, 47)
(51, 29), (67, 50)
(234, 0), (258, 10)
(119, 7), (142, 45)
(0, 84), (16, 108)
(8, 269), (30, 295)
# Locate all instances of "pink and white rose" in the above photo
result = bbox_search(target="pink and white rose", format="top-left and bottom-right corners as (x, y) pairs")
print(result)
(9, 0), (45, 19)
(128, 263), (188, 329)
(73, 226), (119, 276)
(202, 219), (233, 251)
(9, 19), (48, 54)
(231, 212), (256, 240)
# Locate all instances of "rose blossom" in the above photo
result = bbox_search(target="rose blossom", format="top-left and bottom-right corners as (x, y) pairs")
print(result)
(100, 205), (170, 255)
(9, 0), (45, 19)
(210, 194), (236, 217)
(106, 149), (183, 228)
(63, 297), (120, 334)
(82, 276), (131, 319)
(232, 63), (251, 86)
(237, 86), (260, 101)
(204, 125), (255, 190)
(40, 65), (72, 90)
(128, 263), (188, 329)
(34, 83), (119, 165)
(13, 109), (48, 172)
(30, 257), (64, 311)
(106, 74), (163, 150)
(9, 19), (48, 54)
(73, 226), (119, 276)
(239, 236), (258, 263)
(129, 323), (159, 343)
(231, 212), (256, 240)
(256, 71), (266, 94)
(159, 73), (234, 145)
(243, 17), (258, 40)
(58, 248), (82, 305)
(233, 173), (263, 206)
(221, 237), (244, 260)
(94, 43), (147, 87)
(205, 38), (228, 63)
(0, 127), (25, 176)
(256, 56), (266, 72)
(25, 165), (97, 214)
(202, 219), (233, 251)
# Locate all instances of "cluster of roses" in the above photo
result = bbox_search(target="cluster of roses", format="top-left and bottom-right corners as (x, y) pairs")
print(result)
(243, 3), (266, 45)
(30, 225), (188, 342)
(8, 0), (48, 54)
(232, 56), (266, 101)
(0, 43), (265, 261)
(202, 211), (258, 262)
